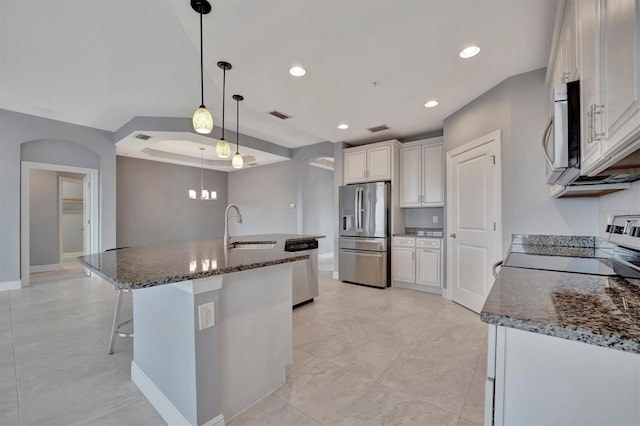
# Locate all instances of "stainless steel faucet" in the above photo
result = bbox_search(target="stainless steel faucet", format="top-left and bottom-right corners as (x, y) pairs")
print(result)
(224, 204), (243, 247)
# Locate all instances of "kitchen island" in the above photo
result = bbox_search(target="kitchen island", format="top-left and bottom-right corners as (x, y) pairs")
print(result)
(481, 235), (640, 425)
(79, 234), (322, 426)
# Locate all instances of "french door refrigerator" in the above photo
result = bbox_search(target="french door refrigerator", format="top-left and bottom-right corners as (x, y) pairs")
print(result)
(339, 181), (390, 288)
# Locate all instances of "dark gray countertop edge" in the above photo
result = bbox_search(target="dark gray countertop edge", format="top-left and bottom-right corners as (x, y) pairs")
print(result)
(78, 253), (309, 290)
(481, 312), (640, 354)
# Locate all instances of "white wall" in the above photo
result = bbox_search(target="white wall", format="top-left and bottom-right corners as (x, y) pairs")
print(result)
(444, 68), (600, 253)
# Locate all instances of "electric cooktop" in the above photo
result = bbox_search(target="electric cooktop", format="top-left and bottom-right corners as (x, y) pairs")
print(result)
(505, 251), (640, 279)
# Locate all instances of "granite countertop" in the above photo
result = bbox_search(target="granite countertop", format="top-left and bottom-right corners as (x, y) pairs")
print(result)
(481, 234), (640, 353)
(78, 234), (324, 290)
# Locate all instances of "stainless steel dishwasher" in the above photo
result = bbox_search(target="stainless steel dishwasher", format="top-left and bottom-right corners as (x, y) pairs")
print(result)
(285, 239), (319, 307)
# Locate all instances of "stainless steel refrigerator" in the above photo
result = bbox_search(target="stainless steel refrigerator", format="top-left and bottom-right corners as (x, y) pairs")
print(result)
(339, 182), (390, 288)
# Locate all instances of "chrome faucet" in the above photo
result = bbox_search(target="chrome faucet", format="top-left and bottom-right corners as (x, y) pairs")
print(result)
(224, 204), (243, 247)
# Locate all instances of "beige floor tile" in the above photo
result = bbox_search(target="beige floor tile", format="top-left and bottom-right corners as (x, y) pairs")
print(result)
(379, 354), (476, 416)
(457, 417), (482, 426)
(335, 382), (459, 426)
(228, 394), (320, 426)
(460, 360), (486, 424)
(276, 355), (374, 425)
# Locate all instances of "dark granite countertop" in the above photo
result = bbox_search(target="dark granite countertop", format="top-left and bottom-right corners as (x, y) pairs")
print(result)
(481, 235), (640, 353)
(78, 234), (324, 290)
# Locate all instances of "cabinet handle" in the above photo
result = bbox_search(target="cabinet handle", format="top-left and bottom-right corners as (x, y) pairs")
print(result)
(449, 233), (456, 238)
(562, 72), (570, 83)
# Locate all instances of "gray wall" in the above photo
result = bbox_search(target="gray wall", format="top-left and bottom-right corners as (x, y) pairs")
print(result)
(29, 170), (59, 266)
(116, 156), (228, 247)
(228, 142), (335, 238)
(0, 109), (116, 284)
(302, 165), (334, 255)
(599, 180), (640, 237)
(404, 207), (444, 229)
(61, 178), (84, 253)
(443, 68), (600, 254)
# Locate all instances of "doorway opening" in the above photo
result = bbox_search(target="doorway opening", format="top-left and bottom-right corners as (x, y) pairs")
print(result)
(300, 156), (335, 275)
(21, 161), (100, 287)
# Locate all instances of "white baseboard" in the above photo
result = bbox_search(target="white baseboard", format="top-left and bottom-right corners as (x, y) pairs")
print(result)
(317, 252), (334, 260)
(132, 361), (224, 426)
(393, 281), (442, 295)
(62, 252), (83, 263)
(30, 264), (63, 273)
(332, 271), (339, 280)
(0, 280), (21, 292)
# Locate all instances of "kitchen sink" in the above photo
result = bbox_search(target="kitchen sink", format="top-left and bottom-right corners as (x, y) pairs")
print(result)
(229, 241), (276, 250)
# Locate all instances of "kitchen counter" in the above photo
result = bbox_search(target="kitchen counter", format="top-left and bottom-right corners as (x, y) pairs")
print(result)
(78, 234), (323, 290)
(481, 235), (640, 353)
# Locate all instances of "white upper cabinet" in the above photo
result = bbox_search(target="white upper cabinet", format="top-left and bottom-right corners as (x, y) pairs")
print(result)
(399, 138), (443, 207)
(343, 140), (397, 184)
(578, 0), (603, 173)
(570, 0), (640, 176)
(600, 0), (640, 160)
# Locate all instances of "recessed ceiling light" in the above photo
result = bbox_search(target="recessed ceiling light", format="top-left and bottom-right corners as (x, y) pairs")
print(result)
(424, 100), (439, 108)
(459, 45), (480, 59)
(338, 123), (349, 130)
(289, 66), (306, 77)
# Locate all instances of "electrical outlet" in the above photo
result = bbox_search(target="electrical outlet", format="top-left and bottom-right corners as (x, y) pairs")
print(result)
(290, 203), (296, 209)
(432, 216), (439, 224)
(198, 302), (215, 331)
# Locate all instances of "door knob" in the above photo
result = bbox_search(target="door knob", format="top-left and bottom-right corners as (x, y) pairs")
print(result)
(449, 233), (456, 238)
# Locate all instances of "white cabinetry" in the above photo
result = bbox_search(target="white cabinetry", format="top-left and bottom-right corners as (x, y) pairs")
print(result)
(569, 0), (640, 176)
(399, 137), (443, 207)
(392, 237), (441, 293)
(343, 141), (396, 184)
(486, 325), (640, 425)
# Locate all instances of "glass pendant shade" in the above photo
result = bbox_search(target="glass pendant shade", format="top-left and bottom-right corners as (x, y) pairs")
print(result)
(193, 106), (213, 134)
(216, 138), (231, 158)
(232, 152), (243, 169)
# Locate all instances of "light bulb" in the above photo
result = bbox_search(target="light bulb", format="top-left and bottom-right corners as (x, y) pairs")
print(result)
(201, 189), (209, 200)
(216, 138), (231, 158)
(232, 152), (244, 169)
(210, 190), (217, 200)
(188, 189), (197, 200)
(193, 106), (213, 134)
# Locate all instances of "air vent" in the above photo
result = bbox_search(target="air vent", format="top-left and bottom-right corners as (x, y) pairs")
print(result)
(134, 133), (152, 140)
(368, 125), (389, 133)
(269, 110), (292, 120)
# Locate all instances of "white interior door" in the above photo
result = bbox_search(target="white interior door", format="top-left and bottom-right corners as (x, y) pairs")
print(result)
(447, 131), (501, 313)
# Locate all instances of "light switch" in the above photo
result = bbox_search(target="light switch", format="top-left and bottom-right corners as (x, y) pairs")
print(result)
(432, 216), (439, 224)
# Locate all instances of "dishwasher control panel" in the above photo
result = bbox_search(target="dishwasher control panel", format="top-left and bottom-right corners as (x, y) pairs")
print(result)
(285, 239), (318, 252)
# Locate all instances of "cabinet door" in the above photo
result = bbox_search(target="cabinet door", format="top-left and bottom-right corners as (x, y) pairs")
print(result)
(367, 146), (391, 181)
(400, 146), (421, 207)
(416, 249), (440, 287)
(393, 247), (415, 283)
(601, 0), (640, 157)
(344, 150), (367, 184)
(579, 0), (604, 174)
(421, 144), (444, 206)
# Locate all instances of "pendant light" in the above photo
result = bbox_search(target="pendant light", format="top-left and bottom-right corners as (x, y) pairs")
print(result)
(215, 61), (232, 158)
(188, 147), (217, 201)
(232, 94), (244, 169)
(191, 0), (214, 135)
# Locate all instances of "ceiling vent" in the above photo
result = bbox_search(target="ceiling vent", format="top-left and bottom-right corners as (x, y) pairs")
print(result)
(368, 125), (389, 133)
(134, 133), (152, 140)
(269, 110), (292, 120)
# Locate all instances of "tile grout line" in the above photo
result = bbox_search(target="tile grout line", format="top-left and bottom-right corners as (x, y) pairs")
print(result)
(9, 290), (22, 426)
(458, 332), (489, 425)
(273, 393), (326, 426)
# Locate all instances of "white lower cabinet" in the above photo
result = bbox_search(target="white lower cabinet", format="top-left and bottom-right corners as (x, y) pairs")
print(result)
(392, 237), (441, 293)
(486, 324), (640, 425)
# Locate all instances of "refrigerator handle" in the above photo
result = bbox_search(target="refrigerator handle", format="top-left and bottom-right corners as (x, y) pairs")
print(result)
(354, 187), (360, 231)
(358, 187), (364, 232)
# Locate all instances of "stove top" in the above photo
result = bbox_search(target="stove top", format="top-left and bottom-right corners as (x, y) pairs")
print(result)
(505, 252), (640, 279)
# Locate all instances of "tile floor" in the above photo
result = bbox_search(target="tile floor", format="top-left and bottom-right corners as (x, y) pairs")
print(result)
(1, 266), (485, 426)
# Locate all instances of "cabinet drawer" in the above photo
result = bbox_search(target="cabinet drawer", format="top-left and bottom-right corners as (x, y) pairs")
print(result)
(416, 238), (441, 248)
(393, 237), (415, 247)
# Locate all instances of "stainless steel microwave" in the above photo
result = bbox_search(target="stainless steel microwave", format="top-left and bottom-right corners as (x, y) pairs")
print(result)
(542, 80), (581, 186)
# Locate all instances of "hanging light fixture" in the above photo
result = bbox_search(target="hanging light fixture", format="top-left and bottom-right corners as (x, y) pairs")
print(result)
(191, 0), (214, 135)
(232, 94), (244, 169)
(188, 147), (217, 201)
(215, 61), (232, 158)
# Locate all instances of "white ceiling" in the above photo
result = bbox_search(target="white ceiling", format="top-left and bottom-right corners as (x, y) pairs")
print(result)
(116, 131), (290, 172)
(0, 0), (556, 149)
